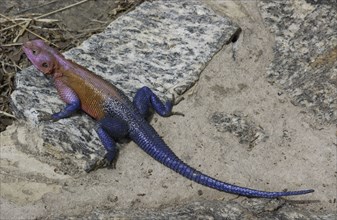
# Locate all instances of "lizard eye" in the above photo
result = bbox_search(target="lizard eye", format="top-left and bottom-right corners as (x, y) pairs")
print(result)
(32, 50), (37, 55)
(42, 62), (48, 68)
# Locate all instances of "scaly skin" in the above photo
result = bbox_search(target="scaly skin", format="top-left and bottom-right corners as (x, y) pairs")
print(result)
(22, 39), (314, 198)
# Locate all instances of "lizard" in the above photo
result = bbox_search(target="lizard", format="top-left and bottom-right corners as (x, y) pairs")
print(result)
(22, 39), (314, 198)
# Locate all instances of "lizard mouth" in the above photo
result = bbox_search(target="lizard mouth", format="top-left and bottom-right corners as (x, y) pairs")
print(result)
(22, 43), (34, 60)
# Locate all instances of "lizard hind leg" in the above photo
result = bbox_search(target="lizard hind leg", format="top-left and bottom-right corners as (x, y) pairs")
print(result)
(133, 86), (183, 118)
(85, 116), (129, 172)
(99, 116), (129, 139)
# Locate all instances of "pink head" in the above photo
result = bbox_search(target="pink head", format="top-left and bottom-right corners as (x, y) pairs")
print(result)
(22, 40), (57, 74)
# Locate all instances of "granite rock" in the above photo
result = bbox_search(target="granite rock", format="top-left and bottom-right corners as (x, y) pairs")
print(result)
(50, 199), (335, 220)
(10, 0), (240, 172)
(2, 1), (335, 219)
(210, 111), (269, 150)
(258, 0), (337, 124)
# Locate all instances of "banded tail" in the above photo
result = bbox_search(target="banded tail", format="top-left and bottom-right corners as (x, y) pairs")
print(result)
(130, 122), (314, 198)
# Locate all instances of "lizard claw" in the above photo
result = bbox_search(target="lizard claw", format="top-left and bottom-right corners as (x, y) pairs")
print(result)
(171, 93), (184, 106)
(170, 94), (185, 117)
(38, 112), (58, 122)
(170, 111), (185, 117)
(84, 151), (119, 173)
(84, 158), (109, 173)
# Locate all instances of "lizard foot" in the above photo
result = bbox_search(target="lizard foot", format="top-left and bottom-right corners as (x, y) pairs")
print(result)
(84, 151), (119, 173)
(38, 112), (58, 122)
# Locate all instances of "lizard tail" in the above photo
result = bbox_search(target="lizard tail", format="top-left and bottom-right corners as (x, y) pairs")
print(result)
(130, 124), (314, 198)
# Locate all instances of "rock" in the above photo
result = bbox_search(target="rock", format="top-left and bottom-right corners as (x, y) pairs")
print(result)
(50, 199), (335, 219)
(210, 111), (269, 150)
(10, 0), (240, 173)
(258, 0), (337, 124)
(3, 0), (335, 219)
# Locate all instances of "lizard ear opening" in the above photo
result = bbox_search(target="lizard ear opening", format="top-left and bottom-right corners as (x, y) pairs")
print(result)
(38, 60), (54, 74)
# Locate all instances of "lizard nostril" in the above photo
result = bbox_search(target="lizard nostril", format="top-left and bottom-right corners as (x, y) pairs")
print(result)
(42, 62), (48, 68)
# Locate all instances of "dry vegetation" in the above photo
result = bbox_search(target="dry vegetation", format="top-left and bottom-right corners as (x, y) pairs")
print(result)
(0, 0), (144, 131)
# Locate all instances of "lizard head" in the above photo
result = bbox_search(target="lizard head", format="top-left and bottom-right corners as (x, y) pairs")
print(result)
(22, 40), (57, 75)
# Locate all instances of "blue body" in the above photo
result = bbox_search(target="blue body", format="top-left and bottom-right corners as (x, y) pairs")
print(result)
(53, 86), (314, 198)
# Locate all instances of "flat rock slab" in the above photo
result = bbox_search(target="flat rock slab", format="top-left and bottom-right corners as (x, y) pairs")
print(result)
(258, 1), (337, 124)
(10, 0), (240, 172)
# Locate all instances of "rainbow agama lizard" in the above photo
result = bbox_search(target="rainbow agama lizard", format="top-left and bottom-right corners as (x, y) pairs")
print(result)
(22, 39), (314, 198)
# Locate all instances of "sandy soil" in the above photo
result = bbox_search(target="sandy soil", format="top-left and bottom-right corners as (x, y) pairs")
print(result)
(0, 1), (335, 219)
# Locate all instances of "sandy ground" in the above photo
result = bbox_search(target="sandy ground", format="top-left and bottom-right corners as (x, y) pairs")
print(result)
(0, 1), (336, 219)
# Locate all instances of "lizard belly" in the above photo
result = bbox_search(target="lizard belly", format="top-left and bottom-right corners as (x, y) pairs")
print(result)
(80, 94), (105, 120)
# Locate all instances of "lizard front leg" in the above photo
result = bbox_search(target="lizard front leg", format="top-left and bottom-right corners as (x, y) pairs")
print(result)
(48, 78), (81, 120)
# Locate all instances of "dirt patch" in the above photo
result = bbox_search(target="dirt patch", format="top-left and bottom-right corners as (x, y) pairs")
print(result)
(0, 0), (144, 132)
